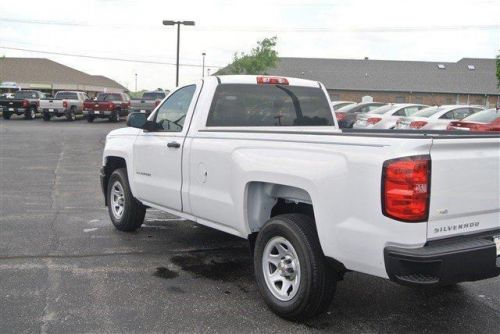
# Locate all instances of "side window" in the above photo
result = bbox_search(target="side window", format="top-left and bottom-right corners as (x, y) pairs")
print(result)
(401, 106), (420, 116)
(440, 110), (455, 119)
(393, 108), (406, 116)
(154, 85), (196, 132)
(452, 108), (471, 120)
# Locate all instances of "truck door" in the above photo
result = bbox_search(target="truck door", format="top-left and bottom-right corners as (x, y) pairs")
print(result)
(132, 84), (199, 211)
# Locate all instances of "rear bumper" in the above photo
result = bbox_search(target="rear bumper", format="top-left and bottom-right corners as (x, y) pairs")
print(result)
(385, 230), (500, 286)
(84, 110), (112, 117)
(42, 108), (69, 115)
(0, 107), (26, 114)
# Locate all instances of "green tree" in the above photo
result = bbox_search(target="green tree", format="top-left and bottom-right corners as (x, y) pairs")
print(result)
(220, 36), (279, 75)
(497, 53), (500, 88)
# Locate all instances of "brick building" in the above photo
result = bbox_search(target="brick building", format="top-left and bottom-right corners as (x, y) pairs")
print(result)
(267, 57), (500, 107)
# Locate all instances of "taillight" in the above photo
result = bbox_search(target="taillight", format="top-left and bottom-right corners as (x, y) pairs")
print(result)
(382, 156), (431, 222)
(335, 112), (346, 121)
(63, 101), (68, 108)
(410, 121), (427, 129)
(154, 100), (161, 107)
(108, 102), (114, 109)
(257, 76), (289, 85)
(367, 117), (382, 125)
(22, 100), (29, 108)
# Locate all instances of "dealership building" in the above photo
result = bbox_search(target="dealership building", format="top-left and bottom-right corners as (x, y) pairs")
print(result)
(268, 57), (500, 107)
(0, 57), (126, 96)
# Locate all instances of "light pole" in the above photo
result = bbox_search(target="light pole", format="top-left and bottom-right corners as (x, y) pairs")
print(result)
(134, 73), (137, 92)
(201, 52), (206, 78)
(162, 20), (195, 87)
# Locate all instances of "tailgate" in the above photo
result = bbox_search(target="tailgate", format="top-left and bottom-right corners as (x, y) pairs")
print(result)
(428, 137), (500, 239)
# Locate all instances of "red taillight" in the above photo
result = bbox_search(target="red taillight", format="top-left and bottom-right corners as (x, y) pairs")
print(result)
(256, 76), (289, 85)
(382, 156), (431, 222)
(367, 117), (382, 125)
(335, 112), (346, 121)
(22, 99), (29, 108)
(63, 101), (68, 108)
(410, 121), (427, 129)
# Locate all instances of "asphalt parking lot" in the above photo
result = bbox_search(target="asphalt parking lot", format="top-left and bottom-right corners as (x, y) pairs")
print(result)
(0, 114), (499, 333)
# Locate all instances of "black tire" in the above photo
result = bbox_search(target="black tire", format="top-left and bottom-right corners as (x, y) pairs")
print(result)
(2, 112), (11, 120)
(25, 107), (36, 120)
(110, 109), (120, 122)
(254, 214), (336, 321)
(42, 112), (51, 121)
(107, 168), (146, 232)
(86, 116), (95, 123)
(66, 107), (76, 121)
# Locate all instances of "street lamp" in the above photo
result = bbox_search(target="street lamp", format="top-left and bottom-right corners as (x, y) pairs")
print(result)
(162, 20), (195, 87)
(201, 52), (206, 78)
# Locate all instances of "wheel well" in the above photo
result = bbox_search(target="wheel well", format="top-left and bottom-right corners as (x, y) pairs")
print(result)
(103, 156), (127, 205)
(246, 182), (314, 234)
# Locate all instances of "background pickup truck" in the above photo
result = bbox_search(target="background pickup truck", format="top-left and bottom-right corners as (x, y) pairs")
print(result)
(83, 92), (130, 123)
(129, 90), (168, 115)
(40, 91), (89, 121)
(101, 75), (500, 321)
(0, 90), (45, 120)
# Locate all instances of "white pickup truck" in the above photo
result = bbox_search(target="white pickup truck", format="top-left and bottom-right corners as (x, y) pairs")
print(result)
(100, 75), (500, 321)
(40, 91), (89, 121)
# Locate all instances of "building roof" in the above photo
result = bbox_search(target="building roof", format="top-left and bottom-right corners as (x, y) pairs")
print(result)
(266, 57), (499, 95)
(0, 57), (126, 91)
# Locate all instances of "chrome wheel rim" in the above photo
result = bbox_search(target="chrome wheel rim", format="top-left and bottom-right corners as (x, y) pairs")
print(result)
(110, 181), (125, 219)
(262, 236), (301, 301)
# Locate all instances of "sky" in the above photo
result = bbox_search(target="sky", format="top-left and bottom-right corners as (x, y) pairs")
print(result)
(0, 0), (499, 91)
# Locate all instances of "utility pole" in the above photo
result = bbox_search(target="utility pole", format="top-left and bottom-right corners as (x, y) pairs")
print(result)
(162, 20), (195, 87)
(134, 73), (137, 92)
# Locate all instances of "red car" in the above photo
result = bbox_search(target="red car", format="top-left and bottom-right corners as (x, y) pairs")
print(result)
(447, 108), (500, 132)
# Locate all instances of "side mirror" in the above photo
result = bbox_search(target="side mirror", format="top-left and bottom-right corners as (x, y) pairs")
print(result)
(127, 112), (147, 129)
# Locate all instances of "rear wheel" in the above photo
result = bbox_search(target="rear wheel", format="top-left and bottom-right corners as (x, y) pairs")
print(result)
(107, 168), (146, 231)
(25, 107), (36, 120)
(110, 110), (120, 122)
(254, 214), (336, 321)
(2, 112), (11, 120)
(66, 107), (76, 121)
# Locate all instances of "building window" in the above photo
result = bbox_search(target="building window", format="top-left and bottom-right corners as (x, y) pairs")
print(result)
(330, 94), (340, 101)
(395, 96), (406, 103)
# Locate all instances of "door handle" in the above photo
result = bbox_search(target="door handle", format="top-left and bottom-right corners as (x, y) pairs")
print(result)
(167, 141), (181, 148)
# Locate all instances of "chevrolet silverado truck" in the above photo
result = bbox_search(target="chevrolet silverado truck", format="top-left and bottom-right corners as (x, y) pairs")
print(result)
(100, 75), (500, 321)
(40, 91), (89, 121)
(129, 90), (168, 115)
(83, 92), (130, 122)
(0, 90), (44, 120)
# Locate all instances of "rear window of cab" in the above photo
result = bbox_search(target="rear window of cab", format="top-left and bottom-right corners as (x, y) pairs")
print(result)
(206, 84), (334, 127)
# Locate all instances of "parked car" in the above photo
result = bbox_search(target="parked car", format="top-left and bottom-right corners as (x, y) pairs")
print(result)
(83, 92), (130, 122)
(1, 92), (15, 99)
(447, 108), (500, 132)
(100, 75), (500, 321)
(335, 102), (386, 128)
(330, 101), (355, 110)
(130, 90), (168, 115)
(395, 105), (484, 130)
(0, 90), (45, 120)
(353, 103), (428, 129)
(40, 91), (89, 121)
